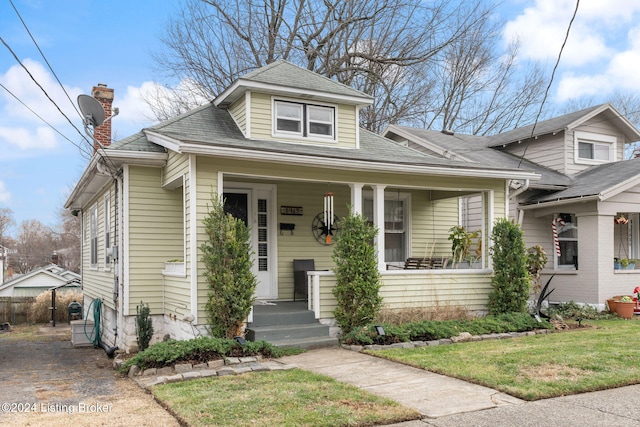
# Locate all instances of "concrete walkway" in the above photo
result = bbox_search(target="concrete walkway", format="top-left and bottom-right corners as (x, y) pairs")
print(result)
(279, 348), (522, 418)
(279, 347), (640, 426)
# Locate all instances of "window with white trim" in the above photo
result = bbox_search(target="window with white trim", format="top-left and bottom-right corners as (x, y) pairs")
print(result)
(90, 204), (98, 267)
(574, 131), (616, 164)
(274, 100), (335, 140)
(556, 213), (578, 269)
(363, 193), (410, 263)
(104, 193), (111, 269)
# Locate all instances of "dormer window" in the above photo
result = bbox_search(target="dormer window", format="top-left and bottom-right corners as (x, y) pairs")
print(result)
(574, 131), (616, 165)
(274, 99), (335, 141)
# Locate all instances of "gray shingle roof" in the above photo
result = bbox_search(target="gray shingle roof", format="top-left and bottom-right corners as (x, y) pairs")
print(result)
(525, 157), (640, 203)
(392, 127), (570, 187)
(486, 104), (607, 147)
(240, 60), (372, 100)
(107, 102), (537, 175)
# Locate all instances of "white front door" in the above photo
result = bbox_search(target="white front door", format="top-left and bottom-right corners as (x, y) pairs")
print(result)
(224, 185), (277, 299)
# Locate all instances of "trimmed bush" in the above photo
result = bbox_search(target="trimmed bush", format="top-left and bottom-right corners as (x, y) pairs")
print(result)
(118, 336), (299, 372)
(340, 313), (550, 345)
(488, 218), (530, 314)
(201, 193), (257, 339)
(136, 301), (154, 351)
(332, 211), (383, 335)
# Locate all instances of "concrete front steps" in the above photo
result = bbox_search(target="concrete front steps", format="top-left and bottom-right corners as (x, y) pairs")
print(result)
(246, 301), (338, 349)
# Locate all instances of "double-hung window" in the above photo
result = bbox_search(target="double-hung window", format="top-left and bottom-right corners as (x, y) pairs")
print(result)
(90, 204), (98, 268)
(556, 213), (578, 269)
(363, 193), (409, 263)
(274, 100), (335, 140)
(574, 131), (616, 164)
(104, 193), (111, 269)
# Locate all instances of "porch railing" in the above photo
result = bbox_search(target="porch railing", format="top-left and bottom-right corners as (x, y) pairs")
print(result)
(307, 268), (494, 320)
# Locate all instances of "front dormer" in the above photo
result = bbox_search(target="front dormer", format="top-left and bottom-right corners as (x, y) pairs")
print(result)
(214, 60), (373, 149)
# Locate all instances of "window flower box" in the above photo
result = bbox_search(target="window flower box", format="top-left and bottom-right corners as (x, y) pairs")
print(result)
(163, 260), (185, 276)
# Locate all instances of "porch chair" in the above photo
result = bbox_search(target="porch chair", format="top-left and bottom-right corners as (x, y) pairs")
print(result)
(293, 259), (315, 302)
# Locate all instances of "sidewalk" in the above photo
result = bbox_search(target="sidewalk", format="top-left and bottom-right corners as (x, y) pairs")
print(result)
(279, 347), (522, 418)
(279, 347), (640, 426)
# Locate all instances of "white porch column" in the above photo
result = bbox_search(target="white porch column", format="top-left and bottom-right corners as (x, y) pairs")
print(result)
(349, 183), (364, 215)
(372, 184), (386, 271)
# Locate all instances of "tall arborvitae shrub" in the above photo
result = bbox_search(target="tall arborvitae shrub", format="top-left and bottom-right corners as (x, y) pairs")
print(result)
(200, 193), (257, 339)
(488, 218), (530, 314)
(332, 211), (383, 335)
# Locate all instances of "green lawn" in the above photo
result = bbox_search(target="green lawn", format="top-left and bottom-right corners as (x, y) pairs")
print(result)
(368, 319), (640, 400)
(151, 369), (420, 427)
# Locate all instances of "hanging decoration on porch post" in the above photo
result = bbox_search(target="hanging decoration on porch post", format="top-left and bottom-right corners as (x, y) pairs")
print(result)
(324, 192), (334, 244)
(552, 217), (565, 257)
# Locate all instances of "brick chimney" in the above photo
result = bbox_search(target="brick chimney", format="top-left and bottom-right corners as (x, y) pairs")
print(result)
(91, 83), (114, 150)
(51, 252), (59, 265)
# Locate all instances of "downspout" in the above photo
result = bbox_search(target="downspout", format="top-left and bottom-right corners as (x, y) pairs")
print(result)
(509, 179), (530, 225)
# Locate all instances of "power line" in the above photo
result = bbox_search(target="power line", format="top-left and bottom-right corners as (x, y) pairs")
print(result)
(8, 0), (82, 121)
(0, 82), (93, 159)
(0, 36), (94, 151)
(518, 0), (580, 168)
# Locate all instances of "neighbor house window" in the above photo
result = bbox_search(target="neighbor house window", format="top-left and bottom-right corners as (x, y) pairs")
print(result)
(364, 193), (409, 263)
(274, 100), (335, 140)
(574, 131), (616, 164)
(556, 213), (578, 269)
(90, 204), (98, 267)
(104, 193), (111, 269)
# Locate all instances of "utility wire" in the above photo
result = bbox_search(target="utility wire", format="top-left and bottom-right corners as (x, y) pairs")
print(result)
(0, 82), (93, 159)
(8, 0), (82, 120)
(0, 36), (92, 148)
(518, 0), (580, 168)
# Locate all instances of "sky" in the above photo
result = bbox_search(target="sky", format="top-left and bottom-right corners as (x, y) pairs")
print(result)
(2, 0), (640, 231)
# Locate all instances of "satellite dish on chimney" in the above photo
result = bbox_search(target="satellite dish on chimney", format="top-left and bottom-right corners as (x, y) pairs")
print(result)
(78, 94), (105, 127)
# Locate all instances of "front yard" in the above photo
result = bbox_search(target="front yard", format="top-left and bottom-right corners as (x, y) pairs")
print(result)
(368, 318), (640, 400)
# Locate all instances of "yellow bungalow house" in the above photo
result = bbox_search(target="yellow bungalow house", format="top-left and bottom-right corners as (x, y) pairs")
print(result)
(65, 61), (539, 351)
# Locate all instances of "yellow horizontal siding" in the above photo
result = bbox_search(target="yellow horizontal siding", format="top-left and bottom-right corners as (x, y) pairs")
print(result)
(163, 151), (189, 187)
(81, 182), (117, 310)
(315, 271), (492, 318)
(127, 166), (185, 314)
(229, 97), (247, 135)
(249, 92), (357, 148)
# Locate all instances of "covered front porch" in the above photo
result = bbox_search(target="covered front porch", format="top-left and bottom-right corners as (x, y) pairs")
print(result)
(215, 167), (504, 311)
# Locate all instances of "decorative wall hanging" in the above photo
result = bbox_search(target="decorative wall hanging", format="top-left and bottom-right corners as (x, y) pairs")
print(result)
(312, 192), (339, 244)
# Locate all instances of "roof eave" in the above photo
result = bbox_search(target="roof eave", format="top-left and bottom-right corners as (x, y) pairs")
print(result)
(144, 131), (539, 181)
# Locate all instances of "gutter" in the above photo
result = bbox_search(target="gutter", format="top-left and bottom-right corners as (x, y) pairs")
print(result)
(508, 179), (529, 225)
(144, 131), (540, 181)
(520, 194), (601, 210)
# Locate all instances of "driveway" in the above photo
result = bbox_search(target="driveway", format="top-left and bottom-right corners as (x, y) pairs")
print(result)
(0, 324), (179, 426)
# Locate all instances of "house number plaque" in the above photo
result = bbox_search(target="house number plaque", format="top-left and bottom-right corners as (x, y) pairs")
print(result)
(280, 206), (303, 215)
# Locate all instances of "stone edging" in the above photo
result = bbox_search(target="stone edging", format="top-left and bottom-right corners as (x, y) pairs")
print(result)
(119, 355), (297, 389)
(340, 329), (552, 352)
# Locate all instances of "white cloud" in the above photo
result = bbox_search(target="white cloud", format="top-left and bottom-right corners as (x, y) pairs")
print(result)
(0, 181), (11, 203)
(0, 126), (57, 150)
(0, 59), (83, 125)
(504, 0), (640, 101)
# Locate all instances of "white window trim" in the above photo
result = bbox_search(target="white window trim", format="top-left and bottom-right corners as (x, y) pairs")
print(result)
(574, 131), (617, 165)
(363, 191), (412, 265)
(272, 97), (337, 143)
(104, 192), (111, 270)
(554, 214), (578, 270)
